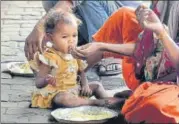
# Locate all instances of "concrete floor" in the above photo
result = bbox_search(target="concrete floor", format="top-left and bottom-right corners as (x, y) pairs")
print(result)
(1, 63), (128, 123)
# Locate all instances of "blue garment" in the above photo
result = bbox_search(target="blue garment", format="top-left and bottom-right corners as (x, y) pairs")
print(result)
(117, 1), (145, 8)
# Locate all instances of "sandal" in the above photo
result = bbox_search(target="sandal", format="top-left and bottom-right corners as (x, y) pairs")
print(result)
(97, 58), (122, 76)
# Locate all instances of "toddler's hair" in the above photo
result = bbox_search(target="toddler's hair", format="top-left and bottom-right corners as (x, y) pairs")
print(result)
(45, 10), (81, 34)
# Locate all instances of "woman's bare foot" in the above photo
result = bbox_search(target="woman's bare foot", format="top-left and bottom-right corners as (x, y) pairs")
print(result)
(114, 90), (132, 98)
(95, 97), (125, 109)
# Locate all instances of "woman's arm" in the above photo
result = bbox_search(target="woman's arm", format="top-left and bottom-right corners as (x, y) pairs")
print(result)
(75, 42), (136, 59)
(99, 42), (136, 57)
(136, 5), (179, 73)
(156, 30), (179, 72)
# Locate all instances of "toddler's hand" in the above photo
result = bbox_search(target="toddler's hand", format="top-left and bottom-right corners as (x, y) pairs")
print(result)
(80, 84), (92, 97)
(44, 74), (56, 86)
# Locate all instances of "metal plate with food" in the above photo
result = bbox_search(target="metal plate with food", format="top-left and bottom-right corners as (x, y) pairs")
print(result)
(5, 62), (34, 77)
(51, 106), (118, 123)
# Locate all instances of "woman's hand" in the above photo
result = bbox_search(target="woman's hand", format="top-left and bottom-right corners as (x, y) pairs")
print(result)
(72, 42), (102, 60)
(135, 5), (164, 35)
(24, 26), (45, 61)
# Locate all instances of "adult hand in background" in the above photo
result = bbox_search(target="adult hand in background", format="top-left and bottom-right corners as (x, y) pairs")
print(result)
(24, 28), (45, 60)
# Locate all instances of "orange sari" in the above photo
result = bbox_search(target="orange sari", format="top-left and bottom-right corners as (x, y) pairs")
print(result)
(93, 7), (143, 91)
(121, 82), (179, 123)
(92, 7), (179, 123)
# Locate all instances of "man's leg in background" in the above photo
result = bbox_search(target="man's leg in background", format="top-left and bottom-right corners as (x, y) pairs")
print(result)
(75, 1), (120, 42)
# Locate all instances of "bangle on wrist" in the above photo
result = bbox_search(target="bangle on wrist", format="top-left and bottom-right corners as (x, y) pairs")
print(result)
(157, 29), (168, 40)
(156, 25), (169, 40)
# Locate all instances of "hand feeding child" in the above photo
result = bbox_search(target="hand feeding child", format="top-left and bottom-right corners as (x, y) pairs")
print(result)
(29, 10), (123, 109)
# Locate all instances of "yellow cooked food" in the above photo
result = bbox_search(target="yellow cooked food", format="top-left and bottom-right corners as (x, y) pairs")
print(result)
(70, 111), (113, 120)
(58, 109), (113, 121)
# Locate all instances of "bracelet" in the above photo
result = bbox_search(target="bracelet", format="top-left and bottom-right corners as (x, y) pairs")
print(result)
(157, 29), (168, 40)
(156, 24), (169, 40)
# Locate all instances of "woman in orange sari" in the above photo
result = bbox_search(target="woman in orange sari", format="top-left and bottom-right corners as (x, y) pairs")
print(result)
(74, 1), (178, 91)
(73, 1), (179, 123)
(120, 4), (179, 123)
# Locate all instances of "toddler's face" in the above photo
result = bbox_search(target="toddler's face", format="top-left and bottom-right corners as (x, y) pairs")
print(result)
(50, 21), (78, 54)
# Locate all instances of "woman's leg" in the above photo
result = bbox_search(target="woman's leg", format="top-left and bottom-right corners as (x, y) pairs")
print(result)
(113, 90), (133, 98)
(121, 82), (179, 123)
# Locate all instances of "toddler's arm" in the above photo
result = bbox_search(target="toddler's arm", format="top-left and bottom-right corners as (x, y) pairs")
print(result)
(35, 63), (52, 88)
(79, 71), (92, 97)
(79, 71), (88, 87)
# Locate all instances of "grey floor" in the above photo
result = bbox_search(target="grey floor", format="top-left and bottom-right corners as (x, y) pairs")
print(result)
(1, 63), (128, 123)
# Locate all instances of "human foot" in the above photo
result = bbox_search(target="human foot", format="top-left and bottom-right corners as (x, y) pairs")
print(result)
(114, 90), (132, 99)
(96, 97), (125, 109)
